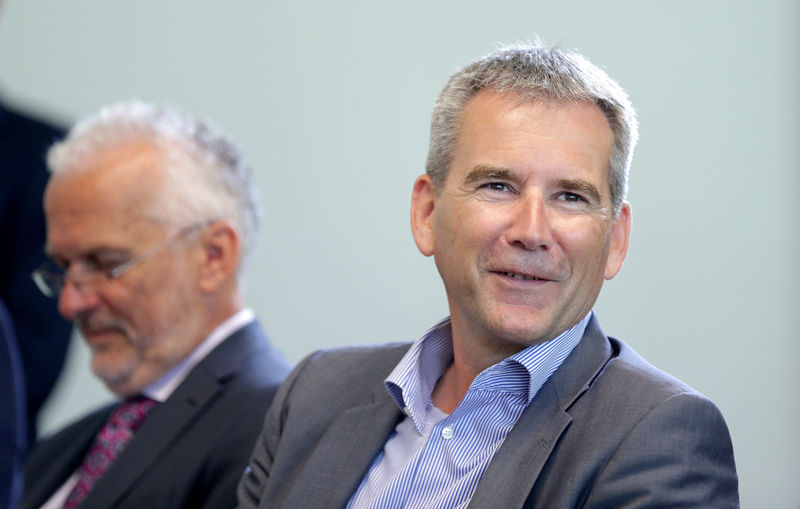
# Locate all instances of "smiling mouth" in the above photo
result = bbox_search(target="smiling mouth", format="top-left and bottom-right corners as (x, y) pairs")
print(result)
(500, 271), (546, 281)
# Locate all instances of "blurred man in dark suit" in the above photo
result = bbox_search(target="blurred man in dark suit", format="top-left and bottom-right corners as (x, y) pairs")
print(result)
(0, 100), (72, 444)
(23, 101), (290, 509)
(0, 297), (26, 509)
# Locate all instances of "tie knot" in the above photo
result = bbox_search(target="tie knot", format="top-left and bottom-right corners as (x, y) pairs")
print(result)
(110, 396), (158, 432)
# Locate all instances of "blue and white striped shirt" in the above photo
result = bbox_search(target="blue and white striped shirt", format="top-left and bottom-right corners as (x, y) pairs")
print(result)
(346, 312), (591, 509)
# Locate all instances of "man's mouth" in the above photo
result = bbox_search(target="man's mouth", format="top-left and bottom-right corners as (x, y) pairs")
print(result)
(492, 269), (555, 282)
(502, 271), (543, 281)
(77, 319), (128, 339)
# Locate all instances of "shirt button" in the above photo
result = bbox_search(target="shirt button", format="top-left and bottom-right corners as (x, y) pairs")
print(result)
(441, 425), (454, 440)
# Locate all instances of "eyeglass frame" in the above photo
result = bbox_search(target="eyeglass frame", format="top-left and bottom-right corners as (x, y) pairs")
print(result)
(31, 221), (211, 299)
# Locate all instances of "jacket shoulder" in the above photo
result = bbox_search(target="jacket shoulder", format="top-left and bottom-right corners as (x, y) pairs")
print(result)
(285, 343), (408, 399)
(543, 336), (739, 507)
(600, 336), (714, 406)
(267, 342), (408, 424)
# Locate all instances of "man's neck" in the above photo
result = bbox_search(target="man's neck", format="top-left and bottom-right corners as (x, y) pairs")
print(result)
(431, 316), (530, 412)
(430, 361), (471, 414)
(431, 311), (570, 413)
(141, 307), (254, 402)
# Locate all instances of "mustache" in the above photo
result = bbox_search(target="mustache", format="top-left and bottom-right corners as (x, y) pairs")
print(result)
(75, 316), (129, 336)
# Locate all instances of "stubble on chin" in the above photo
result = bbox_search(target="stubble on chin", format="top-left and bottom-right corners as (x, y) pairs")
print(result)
(89, 345), (142, 395)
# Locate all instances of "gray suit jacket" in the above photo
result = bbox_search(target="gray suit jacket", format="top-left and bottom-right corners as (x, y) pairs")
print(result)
(238, 316), (738, 508)
(22, 320), (291, 509)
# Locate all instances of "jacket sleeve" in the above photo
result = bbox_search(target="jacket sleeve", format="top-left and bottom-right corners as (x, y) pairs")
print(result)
(237, 354), (314, 509)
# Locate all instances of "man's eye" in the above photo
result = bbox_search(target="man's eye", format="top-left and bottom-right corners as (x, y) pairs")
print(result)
(86, 256), (126, 273)
(483, 182), (511, 192)
(50, 258), (69, 271)
(557, 192), (586, 203)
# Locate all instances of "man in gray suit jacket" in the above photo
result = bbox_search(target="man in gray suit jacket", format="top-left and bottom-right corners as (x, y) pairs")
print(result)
(239, 44), (738, 508)
(22, 101), (291, 509)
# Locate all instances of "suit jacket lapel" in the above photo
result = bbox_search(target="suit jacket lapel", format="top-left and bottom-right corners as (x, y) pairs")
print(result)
(23, 409), (110, 509)
(81, 325), (260, 508)
(281, 384), (403, 509)
(468, 316), (614, 509)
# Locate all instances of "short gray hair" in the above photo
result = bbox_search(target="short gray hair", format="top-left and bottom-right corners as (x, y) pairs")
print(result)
(426, 43), (638, 214)
(47, 100), (261, 275)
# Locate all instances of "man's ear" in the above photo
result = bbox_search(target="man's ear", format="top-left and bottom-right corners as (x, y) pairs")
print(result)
(410, 174), (436, 257)
(197, 220), (240, 292)
(604, 202), (632, 280)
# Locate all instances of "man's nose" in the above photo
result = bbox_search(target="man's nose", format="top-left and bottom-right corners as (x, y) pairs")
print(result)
(504, 193), (555, 251)
(57, 277), (100, 321)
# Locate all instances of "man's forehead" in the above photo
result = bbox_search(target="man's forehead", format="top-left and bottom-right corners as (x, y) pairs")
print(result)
(46, 141), (166, 209)
(460, 89), (612, 136)
(69, 139), (165, 182)
(44, 149), (169, 257)
(451, 92), (613, 177)
(44, 203), (164, 258)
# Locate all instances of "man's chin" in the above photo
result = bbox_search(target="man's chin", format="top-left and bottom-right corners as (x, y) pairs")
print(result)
(91, 357), (140, 396)
(485, 313), (562, 348)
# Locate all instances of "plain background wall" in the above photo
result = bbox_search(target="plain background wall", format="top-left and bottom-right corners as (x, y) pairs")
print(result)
(1, 1), (796, 506)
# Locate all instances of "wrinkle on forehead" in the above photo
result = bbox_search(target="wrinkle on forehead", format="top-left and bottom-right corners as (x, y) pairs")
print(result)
(46, 141), (169, 223)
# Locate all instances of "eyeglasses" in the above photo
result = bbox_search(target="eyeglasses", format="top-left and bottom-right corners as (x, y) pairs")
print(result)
(32, 222), (207, 299)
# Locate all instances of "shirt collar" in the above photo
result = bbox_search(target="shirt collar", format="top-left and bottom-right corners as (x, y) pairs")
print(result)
(143, 308), (256, 402)
(385, 318), (453, 430)
(481, 312), (590, 405)
(385, 312), (591, 430)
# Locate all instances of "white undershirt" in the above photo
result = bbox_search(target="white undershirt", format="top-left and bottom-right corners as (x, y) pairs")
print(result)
(38, 308), (255, 509)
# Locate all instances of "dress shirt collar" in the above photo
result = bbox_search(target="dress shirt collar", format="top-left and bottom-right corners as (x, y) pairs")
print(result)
(143, 308), (255, 402)
(385, 311), (591, 433)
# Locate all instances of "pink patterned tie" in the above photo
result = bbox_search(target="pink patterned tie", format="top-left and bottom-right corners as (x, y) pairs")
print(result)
(62, 396), (158, 509)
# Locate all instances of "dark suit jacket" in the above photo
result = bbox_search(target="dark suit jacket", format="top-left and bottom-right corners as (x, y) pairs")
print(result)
(238, 315), (739, 508)
(0, 299), (26, 509)
(22, 320), (291, 509)
(0, 100), (72, 444)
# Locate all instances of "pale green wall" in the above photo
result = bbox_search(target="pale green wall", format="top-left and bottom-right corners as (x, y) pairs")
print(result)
(1, 1), (797, 506)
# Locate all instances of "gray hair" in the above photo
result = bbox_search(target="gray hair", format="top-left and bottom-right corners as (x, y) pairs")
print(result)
(426, 43), (639, 214)
(47, 100), (261, 275)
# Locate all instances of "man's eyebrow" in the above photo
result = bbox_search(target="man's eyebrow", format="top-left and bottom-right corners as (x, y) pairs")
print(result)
(45, 246), (133, 263)
(463, 166), (605, 203)
(556, 178), (603, 203)
(463, 165), (517, 185)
